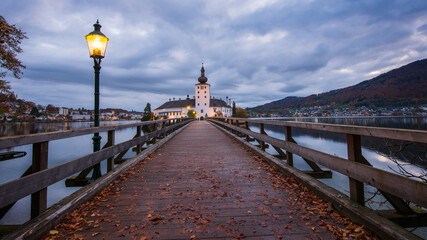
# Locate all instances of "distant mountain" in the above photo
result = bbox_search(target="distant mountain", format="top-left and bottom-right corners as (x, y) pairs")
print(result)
(251, 59), (427, 111)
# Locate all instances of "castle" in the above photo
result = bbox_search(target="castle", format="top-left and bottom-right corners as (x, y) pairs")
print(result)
(154, 65), (232, 118)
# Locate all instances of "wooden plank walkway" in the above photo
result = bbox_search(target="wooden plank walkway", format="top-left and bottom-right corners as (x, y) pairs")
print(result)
(44, 121), (375, 240)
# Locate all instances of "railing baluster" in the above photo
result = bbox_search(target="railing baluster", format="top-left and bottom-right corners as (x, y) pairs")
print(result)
(152, 123), (157, 144)
(260, 123), (265, 151)
(285, 126), (293, 166)
(107, 130), (115, 172)
(136, 126), (141, 154)
(245, 121), (250, 142)
(347, 134), (365, 205)
(31, 141), (48, 219)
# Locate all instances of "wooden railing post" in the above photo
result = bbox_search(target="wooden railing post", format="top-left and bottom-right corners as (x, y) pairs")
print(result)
(161, 121), (166, 137)
(285, 126), (293, 166)
(31, 141), (48, 219)
(152, 123), (157, 143)
(107, 130), (115, 172)
(260, 123), (265, 151)
(136, 126), (141, 154)
(245, 121), (250, 142)
(347, 134), (365, 205)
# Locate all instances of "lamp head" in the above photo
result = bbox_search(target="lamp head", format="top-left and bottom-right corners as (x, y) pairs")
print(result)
(85, 20), (109, 58)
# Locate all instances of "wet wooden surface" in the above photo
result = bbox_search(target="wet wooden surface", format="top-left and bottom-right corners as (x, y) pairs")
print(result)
(46, 121), (360, 239)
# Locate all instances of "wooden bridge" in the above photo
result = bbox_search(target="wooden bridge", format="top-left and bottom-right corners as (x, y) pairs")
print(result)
(0, 118), (426, 239)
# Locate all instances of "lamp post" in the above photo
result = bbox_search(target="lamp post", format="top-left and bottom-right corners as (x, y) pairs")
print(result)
(85, 20), (109, 180)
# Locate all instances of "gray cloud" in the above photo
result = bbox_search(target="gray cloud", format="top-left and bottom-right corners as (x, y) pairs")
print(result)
(2, 0), (427, 110)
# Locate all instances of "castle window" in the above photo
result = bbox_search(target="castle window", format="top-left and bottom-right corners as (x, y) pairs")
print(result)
(198, 96), (199, 98)
(205, 91), (206, 93)
(205, 103), (206, 106)
(205, 96), (206, 98)
(201, 109), (204, 113)
(197, 86), (199, 89)
(198, 103), (199, 106)
(198, 91), (199, 93)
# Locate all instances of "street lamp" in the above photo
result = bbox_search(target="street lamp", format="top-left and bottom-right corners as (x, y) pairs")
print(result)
(85, 20), (109, 180)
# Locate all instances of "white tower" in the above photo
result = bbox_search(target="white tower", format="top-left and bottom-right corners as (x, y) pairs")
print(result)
(195, 64), (211, 118)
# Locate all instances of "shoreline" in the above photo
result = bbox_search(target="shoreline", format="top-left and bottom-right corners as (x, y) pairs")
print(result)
(0, 119), (139, 124)
(251, 115), (427, 120)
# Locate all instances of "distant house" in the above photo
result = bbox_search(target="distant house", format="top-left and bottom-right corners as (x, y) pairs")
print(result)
(59, 107), (69, 115)
(71, 113), (91, 120)
(154, 65), (232, 118)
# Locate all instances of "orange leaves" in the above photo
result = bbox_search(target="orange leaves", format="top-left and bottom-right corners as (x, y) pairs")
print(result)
(232, 233), (247, 240)
(148, 215), (164, 222)
(245, 149), (378, 239)
(42, 136), (380, 240)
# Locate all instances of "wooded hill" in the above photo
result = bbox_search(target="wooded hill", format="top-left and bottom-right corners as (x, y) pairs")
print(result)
(251, 59), (427, 111)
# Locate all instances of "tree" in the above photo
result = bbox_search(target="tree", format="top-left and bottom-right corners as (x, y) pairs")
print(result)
(187, 110), (196, 118)
(235, 107), (249, 118)
(141, 103), (155, 133)
(46, 104), (58, 114)
(141, 103), (154, 121)
(0, 16), (27, 93)
(30, 106), (39, 116)
(232, 101), (236, 117)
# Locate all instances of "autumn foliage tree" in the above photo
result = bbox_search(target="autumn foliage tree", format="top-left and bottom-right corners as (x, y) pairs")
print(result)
(0, 15), (27, 97)
(187, 110), (196, 118)
(235, 107), (249, 118)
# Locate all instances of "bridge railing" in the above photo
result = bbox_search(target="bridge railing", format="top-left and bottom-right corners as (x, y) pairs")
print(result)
(0, 118), (193, 225)
(209, 117), (426, 226)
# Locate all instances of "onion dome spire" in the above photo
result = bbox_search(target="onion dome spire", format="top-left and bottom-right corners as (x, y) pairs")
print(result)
(198, 63), (208, 83)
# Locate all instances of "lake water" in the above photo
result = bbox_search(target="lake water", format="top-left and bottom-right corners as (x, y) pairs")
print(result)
(0, 118), (426, 238)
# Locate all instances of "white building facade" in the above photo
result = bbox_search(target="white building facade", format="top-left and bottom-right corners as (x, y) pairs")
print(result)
(154, 65), (232, 118)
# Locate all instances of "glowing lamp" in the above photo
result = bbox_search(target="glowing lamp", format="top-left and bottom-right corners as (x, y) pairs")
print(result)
(85, 20), (109, 58)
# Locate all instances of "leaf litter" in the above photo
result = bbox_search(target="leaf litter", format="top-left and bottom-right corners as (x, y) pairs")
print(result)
(42, 138), (379, 240)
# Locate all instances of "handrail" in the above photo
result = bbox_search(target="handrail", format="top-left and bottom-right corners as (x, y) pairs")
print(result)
(210, 119), (427, 208)
(216, 117), (427, 143)
(0, 121), (189, 209)
(209, 117), (427, 213)
(0, 118), (194, 220)
(0, 118), (182, 149)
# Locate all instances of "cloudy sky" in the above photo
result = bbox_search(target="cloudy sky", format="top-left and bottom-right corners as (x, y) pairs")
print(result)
(2, 0), (427, 111)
